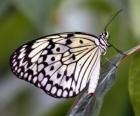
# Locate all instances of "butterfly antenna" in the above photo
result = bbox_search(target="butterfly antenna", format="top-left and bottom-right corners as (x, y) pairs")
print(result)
(104, 9), (123, 31)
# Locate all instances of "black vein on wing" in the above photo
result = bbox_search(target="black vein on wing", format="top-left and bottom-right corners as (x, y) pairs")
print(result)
(87, 49), (100, 81)
(63, 47), (96, 64)
(79, 48), (99, 91)
(73, 48), (98, 92)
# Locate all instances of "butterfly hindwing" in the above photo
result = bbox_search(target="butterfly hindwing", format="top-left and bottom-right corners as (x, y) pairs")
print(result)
(10, 32), (101, 98)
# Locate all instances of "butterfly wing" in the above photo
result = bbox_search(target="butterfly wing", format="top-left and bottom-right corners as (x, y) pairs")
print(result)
(10, 32), (101, 98)
(88, 48), (101, 94)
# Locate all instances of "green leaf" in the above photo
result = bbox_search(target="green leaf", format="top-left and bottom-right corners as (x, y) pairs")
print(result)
(129, 0), (140, 38)
(129, 53), (140, 116)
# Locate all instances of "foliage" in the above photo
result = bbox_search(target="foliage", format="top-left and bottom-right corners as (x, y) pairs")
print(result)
(129, 53), (140, 116)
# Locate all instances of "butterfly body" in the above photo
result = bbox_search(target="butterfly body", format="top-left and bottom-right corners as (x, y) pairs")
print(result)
(10, 32), (109, 98)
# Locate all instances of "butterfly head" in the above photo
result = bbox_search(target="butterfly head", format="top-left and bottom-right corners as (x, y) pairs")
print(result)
(100, 31), (109, 40)
(98, 31), (109, 54)
(99, 31), (109, 45)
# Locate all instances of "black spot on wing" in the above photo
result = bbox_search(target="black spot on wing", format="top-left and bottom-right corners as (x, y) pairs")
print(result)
(50, 66), (54, 71)
(64, 70), (67, 75)
(79, 40), (83, 44)
(67, 33), (74, 38)
(47, 49), (53, 54)
(48, 39), (55, 49)
(56, 47), (60, 52)
(72, 54), (76, 60)
(66, 76), (70, 81)
(66, 39), (72, 45)
(57, 73), (61, 78)
(51, 57), (55, 61)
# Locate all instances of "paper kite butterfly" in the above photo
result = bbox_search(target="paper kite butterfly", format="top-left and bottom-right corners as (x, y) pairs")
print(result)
(10, 31), (109, 98)
(10, 10), (123, 98)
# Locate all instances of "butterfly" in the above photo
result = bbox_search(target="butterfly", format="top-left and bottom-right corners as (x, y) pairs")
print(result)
(10, 31), (109, 98)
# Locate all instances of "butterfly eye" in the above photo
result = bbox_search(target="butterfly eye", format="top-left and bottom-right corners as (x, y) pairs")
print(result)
(104, 32), (109, 38)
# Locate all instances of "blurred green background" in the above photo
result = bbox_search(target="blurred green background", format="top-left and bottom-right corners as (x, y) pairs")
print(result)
(0, 0), (140, 116)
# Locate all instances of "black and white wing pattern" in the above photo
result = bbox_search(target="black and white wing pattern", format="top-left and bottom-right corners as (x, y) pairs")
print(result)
(10, 32), (108, 98)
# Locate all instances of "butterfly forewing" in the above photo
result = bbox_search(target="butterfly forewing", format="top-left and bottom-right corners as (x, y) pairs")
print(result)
(10, 32), (101, 98)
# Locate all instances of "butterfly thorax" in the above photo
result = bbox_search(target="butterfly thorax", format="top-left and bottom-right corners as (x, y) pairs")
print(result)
(98, 32), (109, 55)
